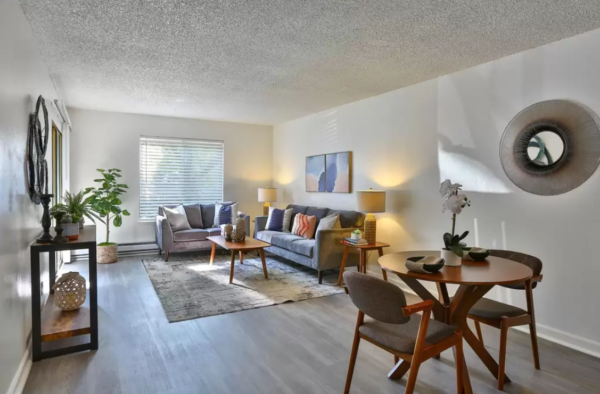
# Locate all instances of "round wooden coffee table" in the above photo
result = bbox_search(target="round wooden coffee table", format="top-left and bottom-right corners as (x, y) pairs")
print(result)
(378, 250), (533, 392)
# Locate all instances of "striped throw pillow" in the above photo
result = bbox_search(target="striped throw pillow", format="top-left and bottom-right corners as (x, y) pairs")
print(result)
(291, 213), (317, 239)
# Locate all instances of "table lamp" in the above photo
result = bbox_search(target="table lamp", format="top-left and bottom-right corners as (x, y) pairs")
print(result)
(357, 189), (386, 244)
(258, 187), (277, 216)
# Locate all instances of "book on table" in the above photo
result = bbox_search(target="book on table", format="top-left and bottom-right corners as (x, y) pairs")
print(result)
(344, 238), (367, 245)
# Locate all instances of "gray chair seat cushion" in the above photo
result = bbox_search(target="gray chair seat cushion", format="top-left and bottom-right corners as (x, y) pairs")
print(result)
(359, 316), (456, 354)
(173, 229), (209, 242)
(465, 297), (527, 320)
(256, 231), (315, 257)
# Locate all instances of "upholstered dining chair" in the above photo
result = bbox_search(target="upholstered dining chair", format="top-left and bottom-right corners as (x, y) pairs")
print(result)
(465, 250), (543, 390)
(343, 271), (470, 394)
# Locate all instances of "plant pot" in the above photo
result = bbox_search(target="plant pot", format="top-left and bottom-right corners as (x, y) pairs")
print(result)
(62, 223), (80, 241)
(441, 248), (462, 267)
(97, 243), (118, 264)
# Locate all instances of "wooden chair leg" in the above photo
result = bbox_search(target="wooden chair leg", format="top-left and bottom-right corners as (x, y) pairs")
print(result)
(530, 321), (540, 369)
(474, 320), (484, 345)
(377, 248), (388, 281)
(498, 318), (509, 390)
(394, 355), (399, 365)
(455, 337), (472, 394)
(404, 361), (421, 394)
(338, 245), (350, 286)
(344, 319), (362, 394)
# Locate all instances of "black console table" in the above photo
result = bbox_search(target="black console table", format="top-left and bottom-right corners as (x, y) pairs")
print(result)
(30, 225), (98, 361)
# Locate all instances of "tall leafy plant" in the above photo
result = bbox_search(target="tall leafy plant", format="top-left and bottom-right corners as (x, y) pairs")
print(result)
(84, 169), (130, 245)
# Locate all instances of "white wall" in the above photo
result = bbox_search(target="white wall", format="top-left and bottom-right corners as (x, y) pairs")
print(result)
(0, 1), (66, 392)
(69, 108), (272, 244)
(273, 28), (600, 357)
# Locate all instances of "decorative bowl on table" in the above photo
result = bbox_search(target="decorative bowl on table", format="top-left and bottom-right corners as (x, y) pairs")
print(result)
(405, 256), (445, 274)
(463, 247), (490, 262)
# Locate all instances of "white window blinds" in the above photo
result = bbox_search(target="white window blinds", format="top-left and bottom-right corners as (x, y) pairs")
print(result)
(139, 136), (224, 220)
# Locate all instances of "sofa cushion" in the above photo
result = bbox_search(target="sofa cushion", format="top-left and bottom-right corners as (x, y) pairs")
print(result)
(287, 238), (315, 257)
(163, 205), (192, 232)
(183, 204), (203, 228)
(256, 230), (279, 244)
(291, 213), (317, 239)
(214, 202), (238, 226)
(266, 207), (293, 232)
(316, 214), (341, 232)
(173, 229), (209, 242)
(286, 204), (309, 231)
(305, 206), (330, 226)
(328, 209), (364, 228)
(200, 204), (215, 228)
(270, 233), (305, 250)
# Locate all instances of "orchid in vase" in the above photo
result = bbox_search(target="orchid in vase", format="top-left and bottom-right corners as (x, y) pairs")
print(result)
(440, 179), (471, 258)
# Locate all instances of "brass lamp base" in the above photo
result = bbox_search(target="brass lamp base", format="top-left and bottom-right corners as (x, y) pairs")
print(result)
(364, 213), (376, 244)
(263, 202), (271, 216)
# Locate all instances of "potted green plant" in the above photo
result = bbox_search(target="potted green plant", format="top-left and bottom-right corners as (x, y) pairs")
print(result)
(84, 168), (130, 264)
(49, 203), (69, 243)
(439, 179), (471, 266)
(63, 190), (104, 229)
(60, 213), (80, 241)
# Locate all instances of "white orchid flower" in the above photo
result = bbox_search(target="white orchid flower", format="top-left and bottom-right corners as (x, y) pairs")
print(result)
(443, 194), (470, 214)
(439, 179), (463, 198)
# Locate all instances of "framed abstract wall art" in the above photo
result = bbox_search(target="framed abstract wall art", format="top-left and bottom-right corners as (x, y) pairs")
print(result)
(306, 154), (325, 192)
(305, 151), (352, 193)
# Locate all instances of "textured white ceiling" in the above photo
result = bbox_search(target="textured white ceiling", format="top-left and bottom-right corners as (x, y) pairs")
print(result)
(20, 0), (600, 125)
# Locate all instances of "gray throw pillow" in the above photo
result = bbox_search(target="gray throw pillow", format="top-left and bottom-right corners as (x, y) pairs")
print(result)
(316, 214), (341, 233)
(163, 205), (192, 232)
(183, 204), (203, 229)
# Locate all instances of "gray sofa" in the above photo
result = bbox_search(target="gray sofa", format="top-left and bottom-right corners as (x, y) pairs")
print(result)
(155, 203), (250, 261)
(254, 204), (364, 283)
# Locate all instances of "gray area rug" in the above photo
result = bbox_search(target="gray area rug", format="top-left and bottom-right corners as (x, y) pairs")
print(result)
(142, 253), (344, 322)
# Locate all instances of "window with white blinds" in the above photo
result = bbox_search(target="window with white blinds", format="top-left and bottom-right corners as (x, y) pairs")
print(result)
(139, 136), (224, 220)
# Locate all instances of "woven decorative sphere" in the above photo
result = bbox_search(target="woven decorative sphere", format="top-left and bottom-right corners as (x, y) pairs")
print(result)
(231, 228), (245, 242)
(52, 272), (86, 311)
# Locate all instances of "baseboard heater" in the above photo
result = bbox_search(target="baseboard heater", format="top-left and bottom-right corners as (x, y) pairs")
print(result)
(71, 241), (159, 261)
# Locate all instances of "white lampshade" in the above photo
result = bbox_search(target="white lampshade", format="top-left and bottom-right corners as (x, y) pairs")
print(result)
(357, 189), (386, 213)
(258, 187), (277, 203)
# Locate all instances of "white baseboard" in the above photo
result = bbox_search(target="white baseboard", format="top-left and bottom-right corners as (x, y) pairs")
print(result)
(5, 341), (31, 394)
(366, 268), (600, 359)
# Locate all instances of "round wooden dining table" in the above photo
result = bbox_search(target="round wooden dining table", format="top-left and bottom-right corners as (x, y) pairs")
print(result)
(378, 250), (533, 392)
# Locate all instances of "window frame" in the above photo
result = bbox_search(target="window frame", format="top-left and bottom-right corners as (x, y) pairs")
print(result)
(138, 135), (225, 222)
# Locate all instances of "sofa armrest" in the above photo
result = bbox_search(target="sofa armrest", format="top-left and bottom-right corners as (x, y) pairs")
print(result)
(254, 215), (268, 237)
(314, 228), (361, 271)
(242, 214), (250, 236)
(155, 215), (174, 252)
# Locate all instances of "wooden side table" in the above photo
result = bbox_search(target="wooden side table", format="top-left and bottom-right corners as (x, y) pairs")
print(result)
(338, 241), (390, 286)
(30, 225), (98, 361)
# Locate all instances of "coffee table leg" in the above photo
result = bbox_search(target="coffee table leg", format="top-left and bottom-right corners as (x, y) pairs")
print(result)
(259, 249), (268, 279)
(337, 245), (350, 286)
(210, 242), (216, 265)
(229, 250), (236, 284)
(377, 248), (388, 281)
(239, 251), (244, 264)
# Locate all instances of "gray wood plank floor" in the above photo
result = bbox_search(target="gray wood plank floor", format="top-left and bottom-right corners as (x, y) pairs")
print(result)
(24, 254), (600, 394)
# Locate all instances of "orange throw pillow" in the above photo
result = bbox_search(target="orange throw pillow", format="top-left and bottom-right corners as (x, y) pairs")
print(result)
(291, 213), (317, 239)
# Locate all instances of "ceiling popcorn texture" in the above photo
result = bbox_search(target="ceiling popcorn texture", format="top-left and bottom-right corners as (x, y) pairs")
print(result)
(20, 0), (600, 125)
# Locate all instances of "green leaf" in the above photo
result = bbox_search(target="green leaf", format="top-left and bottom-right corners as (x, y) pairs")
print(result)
(113, 169), (122, 172)
(112, 198), (122, 205)
(102, 182), (110, 189)
(113, 173), (122, 177)
(122, 210), (130, 216)
(458, 231), (469, 241)
(93, 179), (104, 182)
(443, 233), (452, 248)
(113, 215), (122, 227)
(110, 206), (122, 214)
(97, 169), (105, 173)
(117, 184), (128, 188)
(450, 245), (464, 257)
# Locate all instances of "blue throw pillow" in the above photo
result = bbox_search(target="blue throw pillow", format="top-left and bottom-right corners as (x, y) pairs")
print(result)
(266, 208), (285, 231)
(214, 202), (237, 226)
